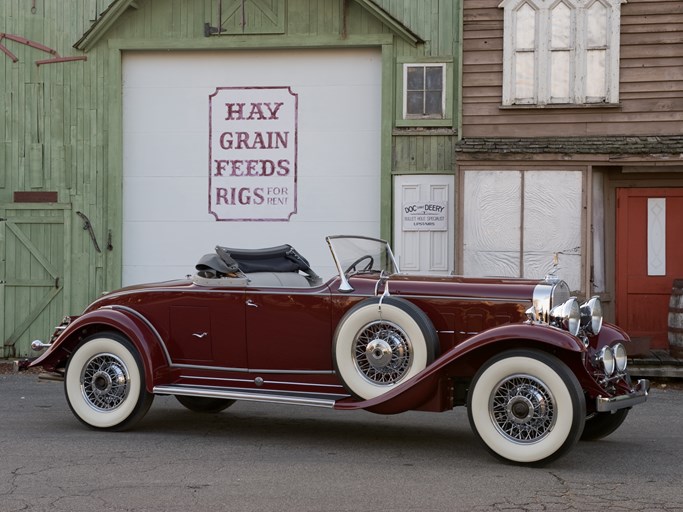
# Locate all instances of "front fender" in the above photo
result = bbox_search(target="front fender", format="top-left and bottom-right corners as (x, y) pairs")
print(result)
(335, 323), (586, 414)
(29, 306), (170, 392)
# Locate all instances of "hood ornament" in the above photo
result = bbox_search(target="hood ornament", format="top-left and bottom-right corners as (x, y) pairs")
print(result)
(545, 252), (561, 284)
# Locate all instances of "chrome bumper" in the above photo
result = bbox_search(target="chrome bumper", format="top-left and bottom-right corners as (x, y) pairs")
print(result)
(596, 379), (650, 412)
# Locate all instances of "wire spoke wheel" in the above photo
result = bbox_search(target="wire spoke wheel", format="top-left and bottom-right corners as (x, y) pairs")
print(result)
(468, 350), (585, 465)
(353, 321), (412, 384)
(333, 297), (438, 400)
(81, 353), (131, 411)
(65, 333), (153, 430)
(490, 375), (555, 444)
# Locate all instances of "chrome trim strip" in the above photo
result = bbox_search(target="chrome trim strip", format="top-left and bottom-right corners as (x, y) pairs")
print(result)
(180, 375), (345, 390)
(175, 363), (334, 375)
(153, 385), (346, 408)
(396, 294), (532, 304)
(99, 287), (532, 304)
(596, 379), (650, 412)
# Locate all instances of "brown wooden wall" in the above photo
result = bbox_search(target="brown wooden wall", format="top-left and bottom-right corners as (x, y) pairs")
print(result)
(461, 0), (683, 138)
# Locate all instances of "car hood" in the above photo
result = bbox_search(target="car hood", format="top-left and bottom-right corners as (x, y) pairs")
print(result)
(383, 274), (540, 301)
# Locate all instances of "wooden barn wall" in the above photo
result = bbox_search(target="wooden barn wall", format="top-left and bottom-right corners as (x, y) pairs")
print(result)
(461, 0), (683, 137)
(1, 0), (458, 356)
(1, 0), (112, 357)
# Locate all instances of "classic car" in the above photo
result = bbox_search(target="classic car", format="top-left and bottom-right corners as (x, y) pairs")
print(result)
(22, 235), (649, 465)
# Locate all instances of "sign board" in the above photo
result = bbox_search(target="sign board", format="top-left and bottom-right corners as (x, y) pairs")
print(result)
(402, 201), (448, 231)
(209, 86), (298, 221)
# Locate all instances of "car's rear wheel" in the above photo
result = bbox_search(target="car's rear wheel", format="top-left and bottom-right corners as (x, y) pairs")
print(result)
(333, 297), (438, 400)
(64, 332), (153, 430)
(581, 409), (629, 441)
(175, 395), (236, 413)
(467, 349), (585, 465)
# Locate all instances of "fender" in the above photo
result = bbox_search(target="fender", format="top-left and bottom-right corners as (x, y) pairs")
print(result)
(335, 322), (586, 414)
(29, 306), (170, 392)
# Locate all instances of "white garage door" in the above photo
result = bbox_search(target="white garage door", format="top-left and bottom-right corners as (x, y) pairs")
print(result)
(122, 49), (381, 285)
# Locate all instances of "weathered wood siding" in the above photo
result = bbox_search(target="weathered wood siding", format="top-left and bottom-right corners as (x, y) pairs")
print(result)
(462, 0), (683, 137)
(1, 0), (112, 357)
(1, 0), (458, 356)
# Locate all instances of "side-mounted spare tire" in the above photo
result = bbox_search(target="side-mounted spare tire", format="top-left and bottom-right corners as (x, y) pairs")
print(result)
(333, 296), (439, 400)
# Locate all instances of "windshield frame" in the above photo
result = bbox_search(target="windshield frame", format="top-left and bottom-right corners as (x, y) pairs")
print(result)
(326, 235), (400, 292)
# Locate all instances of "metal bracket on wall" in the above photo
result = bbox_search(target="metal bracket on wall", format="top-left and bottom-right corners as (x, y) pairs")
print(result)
(75, 211), (102, 253)
(0, 33), (87, 65)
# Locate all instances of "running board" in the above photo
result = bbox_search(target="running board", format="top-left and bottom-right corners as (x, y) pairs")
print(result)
(153, 385), (348, 409)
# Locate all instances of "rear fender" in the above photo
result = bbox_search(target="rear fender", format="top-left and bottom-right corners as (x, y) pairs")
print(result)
(335, 323), (586, 414)
(29, 306), (169, 392)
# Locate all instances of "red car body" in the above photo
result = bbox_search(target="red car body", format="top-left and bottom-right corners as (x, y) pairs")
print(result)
(24, 236), (649, 465)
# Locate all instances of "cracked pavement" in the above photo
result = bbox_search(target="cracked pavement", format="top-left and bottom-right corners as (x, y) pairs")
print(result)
(1, 372), (681, 512)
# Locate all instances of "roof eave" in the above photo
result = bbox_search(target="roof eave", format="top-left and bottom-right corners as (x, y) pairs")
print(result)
(351, 0), (424, 47)
(73, 0), (139, 52)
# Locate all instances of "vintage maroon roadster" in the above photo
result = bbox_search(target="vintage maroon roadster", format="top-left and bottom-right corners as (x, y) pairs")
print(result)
(24, 235), (649, 464)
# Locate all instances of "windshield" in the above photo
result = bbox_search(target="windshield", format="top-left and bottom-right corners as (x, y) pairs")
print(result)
(326, 236), (399, 278)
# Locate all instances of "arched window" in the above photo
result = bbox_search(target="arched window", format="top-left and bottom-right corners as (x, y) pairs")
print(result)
(500, 0), (624, 105)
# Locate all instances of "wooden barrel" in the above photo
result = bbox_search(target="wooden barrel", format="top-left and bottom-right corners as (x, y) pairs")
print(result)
(668, 279), (683, 358)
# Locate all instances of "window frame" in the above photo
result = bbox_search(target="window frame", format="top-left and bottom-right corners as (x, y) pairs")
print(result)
(500, 0), (625, 107)
(396, 58), (453, 127)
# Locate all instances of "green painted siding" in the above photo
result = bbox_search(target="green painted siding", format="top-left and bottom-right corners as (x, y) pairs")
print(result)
(1, 0), (459, 357)
(1, 1), (112, 357)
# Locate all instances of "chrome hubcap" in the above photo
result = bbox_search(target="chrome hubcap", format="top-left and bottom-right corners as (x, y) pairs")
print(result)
(490, 375), (555, 443)
(354, 321), (412, 385)
(81, 353), (130, 411)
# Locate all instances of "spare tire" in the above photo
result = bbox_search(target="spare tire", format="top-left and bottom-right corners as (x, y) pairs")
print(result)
(333, 297), (439, 400)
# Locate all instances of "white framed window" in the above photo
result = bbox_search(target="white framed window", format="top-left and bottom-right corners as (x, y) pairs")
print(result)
(500, 0), (625, 106)
(402, 63), (446, 119)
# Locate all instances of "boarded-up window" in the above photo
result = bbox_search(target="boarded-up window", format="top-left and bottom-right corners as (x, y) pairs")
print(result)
(462, 170), (583, 292)
(501, 0), (622, 105)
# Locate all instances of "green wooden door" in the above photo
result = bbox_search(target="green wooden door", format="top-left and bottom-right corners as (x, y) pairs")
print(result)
(0, 204), (71, 358)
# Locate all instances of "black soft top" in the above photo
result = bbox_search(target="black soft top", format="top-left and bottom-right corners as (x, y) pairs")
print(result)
(196, 244), (321, 284)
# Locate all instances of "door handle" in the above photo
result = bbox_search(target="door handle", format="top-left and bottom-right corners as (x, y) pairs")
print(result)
(246, 299), (259, 308)
(192, 332), (208, 338)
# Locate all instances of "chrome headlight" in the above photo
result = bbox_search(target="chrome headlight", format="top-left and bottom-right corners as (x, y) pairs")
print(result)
(597, 346), (616, 376)
(580, 296), (603, 335)
(613, 343), (628, 372)
(530, 280), (571, 323)
(549, 298), (581, 336)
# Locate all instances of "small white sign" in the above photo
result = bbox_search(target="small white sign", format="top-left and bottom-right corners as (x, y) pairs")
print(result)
(402, 201), (448, 231)
(209, 86), (298, 221)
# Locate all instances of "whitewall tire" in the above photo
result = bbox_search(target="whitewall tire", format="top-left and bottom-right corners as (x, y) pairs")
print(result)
(467, 349), (585, 465)
(64, 332), (153, 430)
(333, 297), (438, 400)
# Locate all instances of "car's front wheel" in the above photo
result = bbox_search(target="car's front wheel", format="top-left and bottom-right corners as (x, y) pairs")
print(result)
(64, 332), (153, 430)
(467, 349), (585, 465)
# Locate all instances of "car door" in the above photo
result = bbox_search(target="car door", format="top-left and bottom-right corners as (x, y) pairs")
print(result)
(164, 290), (248, 368)
(245, 286), (334, 374)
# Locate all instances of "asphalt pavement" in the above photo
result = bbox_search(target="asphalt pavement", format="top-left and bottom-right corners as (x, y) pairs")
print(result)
(0, 370), (681, 512)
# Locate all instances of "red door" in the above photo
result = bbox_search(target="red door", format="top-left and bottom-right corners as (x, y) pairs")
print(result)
(616, 188), (683, 350)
